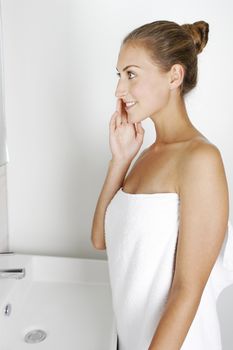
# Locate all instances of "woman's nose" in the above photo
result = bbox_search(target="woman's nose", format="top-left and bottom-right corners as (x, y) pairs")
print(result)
(115, 80), (127, 98)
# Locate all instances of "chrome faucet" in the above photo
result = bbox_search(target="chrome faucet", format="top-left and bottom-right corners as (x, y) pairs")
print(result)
(0, 268), (25, 279)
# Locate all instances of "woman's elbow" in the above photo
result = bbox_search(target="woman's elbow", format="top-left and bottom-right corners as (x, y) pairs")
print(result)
(91, 237), (106, 250)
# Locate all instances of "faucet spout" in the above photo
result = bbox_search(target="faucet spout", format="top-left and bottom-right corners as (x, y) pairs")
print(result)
(0, 268), (25, 279)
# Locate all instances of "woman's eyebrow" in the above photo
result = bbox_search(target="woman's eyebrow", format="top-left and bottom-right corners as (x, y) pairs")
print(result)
(116, 65), (140, 72)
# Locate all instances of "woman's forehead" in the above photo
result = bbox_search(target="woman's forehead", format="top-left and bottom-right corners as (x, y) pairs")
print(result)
(117, 45), (155, 71)
(117, 45), (161, 74)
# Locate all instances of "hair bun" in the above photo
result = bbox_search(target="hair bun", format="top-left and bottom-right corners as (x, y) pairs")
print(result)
(181, 21), (209, 54)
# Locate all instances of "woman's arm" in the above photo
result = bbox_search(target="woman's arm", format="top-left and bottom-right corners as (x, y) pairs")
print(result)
(91, 157), (132, 250)
(148, 285), (203, 350)
(148, 143), (229, 349)
(91, 99), (145, 250)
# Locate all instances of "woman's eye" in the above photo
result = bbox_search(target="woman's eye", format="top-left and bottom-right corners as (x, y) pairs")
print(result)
(116, 71), (135, 79)
(127, 71), (135, 79)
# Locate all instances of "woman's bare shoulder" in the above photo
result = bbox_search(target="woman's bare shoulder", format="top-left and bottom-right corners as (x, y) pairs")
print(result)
(177, 135), (225, 189)
(185, 135), (221, 156)
(179, 136), (225, 182)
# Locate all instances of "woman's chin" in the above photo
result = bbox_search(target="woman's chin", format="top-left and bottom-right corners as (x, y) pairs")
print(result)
(127, 113), (147, 124)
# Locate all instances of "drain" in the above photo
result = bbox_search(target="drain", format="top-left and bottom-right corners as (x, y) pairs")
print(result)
(4, 303), (12, 316)
(24, 329), (47, 343)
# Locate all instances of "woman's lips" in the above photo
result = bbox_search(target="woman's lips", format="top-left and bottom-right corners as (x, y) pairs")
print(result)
(125, 102), (137, 110)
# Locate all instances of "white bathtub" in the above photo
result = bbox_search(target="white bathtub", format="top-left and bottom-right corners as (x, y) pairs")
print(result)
(0, 253), (117, 349)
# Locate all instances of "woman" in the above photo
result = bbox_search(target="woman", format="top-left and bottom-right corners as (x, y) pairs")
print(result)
(91, 20), (233, 349)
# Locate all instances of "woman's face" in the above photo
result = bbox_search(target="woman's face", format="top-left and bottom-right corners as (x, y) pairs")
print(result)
(115, 44), (171, 123)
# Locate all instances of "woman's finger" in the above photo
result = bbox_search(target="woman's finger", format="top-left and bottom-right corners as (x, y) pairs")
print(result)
(115, 112), (122, 128)
(109, 111), (118, 131)
(116, 98), (121, 115)
(120, 99), (128, 121)
(136, 122), (145, 136)
(136, 122), (145, 139)
(121, 114), (128, 125)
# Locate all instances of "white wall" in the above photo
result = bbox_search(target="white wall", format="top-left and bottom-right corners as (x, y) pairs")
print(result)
(1, 0), (233, 255)
(0, 0), (9, 252)
(0, 164), (8, 251)
(1, 0), (233, 347)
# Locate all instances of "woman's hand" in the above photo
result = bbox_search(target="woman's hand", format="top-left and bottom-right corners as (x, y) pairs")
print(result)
(109, 98), (145, 163)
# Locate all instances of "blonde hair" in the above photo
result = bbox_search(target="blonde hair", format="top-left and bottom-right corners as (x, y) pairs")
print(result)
(122, 20), (209, 96)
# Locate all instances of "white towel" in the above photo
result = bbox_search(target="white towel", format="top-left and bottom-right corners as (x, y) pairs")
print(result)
(105, 188), (233, 350)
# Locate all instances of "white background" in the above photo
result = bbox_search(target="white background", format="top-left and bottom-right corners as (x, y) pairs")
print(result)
(0, 0), (233, 347)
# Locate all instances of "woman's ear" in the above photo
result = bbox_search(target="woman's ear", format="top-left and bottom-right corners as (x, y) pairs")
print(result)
(169, 64), (185, 90)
